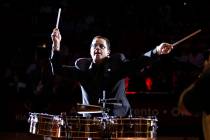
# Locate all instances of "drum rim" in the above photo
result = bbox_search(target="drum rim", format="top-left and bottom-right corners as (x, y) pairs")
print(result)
(109, 116), (158, 121)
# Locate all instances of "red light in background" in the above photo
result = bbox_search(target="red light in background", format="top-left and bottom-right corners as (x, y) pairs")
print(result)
(145, 77), (152, 91)
(125, 77), (138, 95)
(125, 77), (129, 91)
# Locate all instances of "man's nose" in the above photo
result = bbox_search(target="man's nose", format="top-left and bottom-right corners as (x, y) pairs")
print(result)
(95, 45), (101, 50)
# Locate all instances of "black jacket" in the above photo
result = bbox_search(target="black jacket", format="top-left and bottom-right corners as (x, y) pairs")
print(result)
(51, 49), (159, 117)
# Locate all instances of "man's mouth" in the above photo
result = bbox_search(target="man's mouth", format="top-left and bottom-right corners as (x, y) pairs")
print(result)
(95, 52), (101, 55)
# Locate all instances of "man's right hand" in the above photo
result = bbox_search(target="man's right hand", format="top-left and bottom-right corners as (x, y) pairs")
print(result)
(51, 28), (61, 51)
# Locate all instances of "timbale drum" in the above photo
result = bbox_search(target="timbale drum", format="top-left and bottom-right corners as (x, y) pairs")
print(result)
(28, 113), (158, 140)
(28, 112), (64, 138)
(110, 116), (158, 140)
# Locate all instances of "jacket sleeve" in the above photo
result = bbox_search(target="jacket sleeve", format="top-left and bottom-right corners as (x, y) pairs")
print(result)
(143, 48), (159, 58)
(50, 50), (82, 80)
(119, 48), (160, 76)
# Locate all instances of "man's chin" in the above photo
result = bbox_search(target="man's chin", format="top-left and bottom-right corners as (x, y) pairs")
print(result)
(95, 55), (101, 59)
(94, 57), (104, 63)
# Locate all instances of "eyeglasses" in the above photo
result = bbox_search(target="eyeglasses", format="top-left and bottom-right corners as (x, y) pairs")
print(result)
(91, 44), (106, 49)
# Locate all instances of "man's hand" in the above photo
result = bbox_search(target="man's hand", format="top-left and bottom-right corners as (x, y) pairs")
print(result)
(51, 28), (62, 51)
(156, 43), (173, 55)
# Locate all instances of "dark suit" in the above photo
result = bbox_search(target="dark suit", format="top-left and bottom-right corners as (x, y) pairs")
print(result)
(51, 49), (158, 117)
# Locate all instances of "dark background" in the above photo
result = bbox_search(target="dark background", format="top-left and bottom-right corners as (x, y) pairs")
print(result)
(0, 0), (210, 139)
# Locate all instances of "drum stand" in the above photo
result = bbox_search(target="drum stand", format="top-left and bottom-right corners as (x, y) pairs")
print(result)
(61, 112), (73, 140)
(97, 90), (116, 140)
(96, 111), (115, 140)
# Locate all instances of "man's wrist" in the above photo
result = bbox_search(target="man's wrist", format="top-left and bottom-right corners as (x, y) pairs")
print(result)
(52, 43), (60, 51)
(155, 45), (162, 55)
(152, 47), (160, 55)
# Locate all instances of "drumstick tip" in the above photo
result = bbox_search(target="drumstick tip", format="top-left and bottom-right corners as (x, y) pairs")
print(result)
(56, 8), (62, 28)
(172, 29), (202, 47)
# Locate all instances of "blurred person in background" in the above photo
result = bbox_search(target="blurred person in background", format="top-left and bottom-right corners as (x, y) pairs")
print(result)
(178, 49), (210, 140)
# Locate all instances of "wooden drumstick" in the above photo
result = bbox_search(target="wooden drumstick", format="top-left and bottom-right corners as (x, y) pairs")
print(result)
(56, 8), (61, 28)
(172, 29), (202, 47)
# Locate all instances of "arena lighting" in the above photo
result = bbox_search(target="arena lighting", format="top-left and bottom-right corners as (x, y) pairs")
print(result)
(145, 77), (153, 91)
(126, 91), (137, 94)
